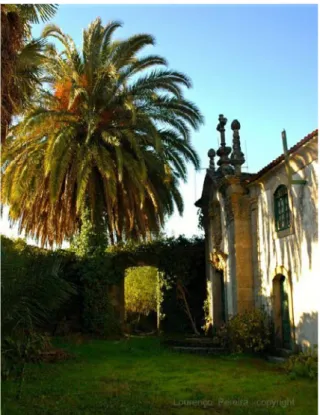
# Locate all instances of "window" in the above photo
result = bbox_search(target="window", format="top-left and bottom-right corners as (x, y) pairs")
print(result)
(274, 185), (290, 231)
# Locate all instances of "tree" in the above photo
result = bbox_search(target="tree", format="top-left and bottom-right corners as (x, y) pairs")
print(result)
(1, 4), (58, 143)
(2, 18), (203, 247)
(125, 267), (158, 317)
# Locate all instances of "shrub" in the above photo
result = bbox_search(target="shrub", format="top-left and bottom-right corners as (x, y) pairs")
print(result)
(70, 211), (122, 337)
(108, 235), (206, 334)
(79, 255), (122, 337)
(2, 234), (207, 339)
(218, 308), (272, 354)
(202, 297), (213, 336)
(125, 266), (158, 316)
(125, 266), (158, 332)
(1, 236), (76, 384)
(1, 329), (51, 381)
(284, 347), (318, 380)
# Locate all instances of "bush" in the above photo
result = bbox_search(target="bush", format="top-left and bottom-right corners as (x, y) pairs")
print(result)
(218, 308), (272, 354)
(2, 234), (207, 339)
(125, 266), (158, 316)
(1, 236), (76, 383)
(78, 255), (121, 337)
(125, 266), (158, 333)
(284, 347), (318, 380)
(1, 329), (51, 381)
(108, 235), (207, 334)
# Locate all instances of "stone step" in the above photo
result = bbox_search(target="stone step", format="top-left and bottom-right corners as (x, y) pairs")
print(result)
(265, 348), (293, 362)
(171, 346), (226, 355)
(162, 337), (221, 348)
(275, 348), (294, 358)
(185, 337), (221, 344)
(266, 356), (287, 364)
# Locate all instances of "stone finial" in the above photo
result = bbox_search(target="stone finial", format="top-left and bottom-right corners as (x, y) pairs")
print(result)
(230, 119), (245, 176)
(216, 114), (228, 145)
(216, 114), (233, 176)
(231, 119), (241, 131)
(207, 148), (216, 171)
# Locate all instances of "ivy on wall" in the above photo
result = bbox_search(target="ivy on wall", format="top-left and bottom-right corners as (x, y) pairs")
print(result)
(106, 235), (207, 334)
(2, 234), (206, 337)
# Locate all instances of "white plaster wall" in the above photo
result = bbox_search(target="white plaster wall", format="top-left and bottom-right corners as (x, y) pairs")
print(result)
(290, 161), (318, 348)
(253, 147), (318, 348)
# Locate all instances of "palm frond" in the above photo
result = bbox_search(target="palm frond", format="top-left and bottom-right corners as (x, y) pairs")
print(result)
(2, 18), (204, 246)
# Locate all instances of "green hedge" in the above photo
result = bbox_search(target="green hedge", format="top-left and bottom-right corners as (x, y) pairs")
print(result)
(1, 236), (80, 334)
(107, 236), (206, 333)
(1, 234), (206, 337)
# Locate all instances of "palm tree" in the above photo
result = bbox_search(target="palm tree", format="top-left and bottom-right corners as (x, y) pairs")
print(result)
(1, 4), (58, 143)
(2, 18), (203, 247)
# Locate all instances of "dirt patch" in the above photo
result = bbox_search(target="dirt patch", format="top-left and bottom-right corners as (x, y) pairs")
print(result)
(39, 348), (74, 363)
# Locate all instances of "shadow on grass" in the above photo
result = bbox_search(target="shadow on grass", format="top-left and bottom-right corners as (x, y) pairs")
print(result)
(2, 336), (317, 415)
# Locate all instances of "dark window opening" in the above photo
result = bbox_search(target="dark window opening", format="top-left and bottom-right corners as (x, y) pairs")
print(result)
(274, 185), (290, 231)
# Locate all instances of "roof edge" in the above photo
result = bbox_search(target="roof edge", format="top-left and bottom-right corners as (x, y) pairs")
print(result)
(248, 129), (318, 184)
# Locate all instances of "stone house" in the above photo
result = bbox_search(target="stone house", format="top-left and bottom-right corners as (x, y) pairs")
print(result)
(195, 115), (318, 350)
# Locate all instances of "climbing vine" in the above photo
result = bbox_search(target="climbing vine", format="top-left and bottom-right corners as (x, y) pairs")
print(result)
(2, 234), (206, 337)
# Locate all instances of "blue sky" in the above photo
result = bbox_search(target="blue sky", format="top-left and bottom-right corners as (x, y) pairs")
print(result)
(2, 4), (318, 242)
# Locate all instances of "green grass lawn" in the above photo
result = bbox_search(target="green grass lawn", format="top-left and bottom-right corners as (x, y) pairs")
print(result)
(1, 336), (317, 415)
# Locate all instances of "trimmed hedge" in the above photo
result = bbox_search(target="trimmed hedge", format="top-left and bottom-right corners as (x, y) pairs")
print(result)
(2, 234), (206, 336)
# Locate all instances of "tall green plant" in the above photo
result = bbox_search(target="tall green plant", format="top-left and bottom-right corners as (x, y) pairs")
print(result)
(1, 237), (76, 385)
(125, 266), (158, 319)
(284, 347), (318, 380)
(218, 308), (272, 354)
(70, 207), (109, 256)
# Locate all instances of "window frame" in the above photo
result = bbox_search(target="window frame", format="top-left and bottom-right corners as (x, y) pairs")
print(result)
(274, 185), (291, 232)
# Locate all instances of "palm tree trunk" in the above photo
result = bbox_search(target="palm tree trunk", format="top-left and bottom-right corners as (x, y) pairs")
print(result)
(1, 6), (23, 143)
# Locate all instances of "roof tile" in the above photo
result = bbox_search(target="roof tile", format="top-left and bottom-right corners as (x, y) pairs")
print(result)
(249, 129), (318, 183)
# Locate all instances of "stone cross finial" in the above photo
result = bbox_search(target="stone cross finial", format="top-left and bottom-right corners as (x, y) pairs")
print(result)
(207, 148), (216, 171)
(216, 114), (233, 176)
(230, 119), (245, 176)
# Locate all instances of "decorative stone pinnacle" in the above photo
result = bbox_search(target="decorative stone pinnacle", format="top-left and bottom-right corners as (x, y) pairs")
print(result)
(216, 114), (233, 176)
(207, 148), (216, 171)
(216, 114), (228, 146)
(230, 119), (245, 176)
(231, 119), (241, 131)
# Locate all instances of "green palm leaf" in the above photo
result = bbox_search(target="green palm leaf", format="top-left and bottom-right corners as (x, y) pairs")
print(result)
(2, 18), (204, 246)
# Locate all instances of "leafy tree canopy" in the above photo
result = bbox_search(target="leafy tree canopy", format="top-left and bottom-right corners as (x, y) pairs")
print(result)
(2, 18), (204, 247)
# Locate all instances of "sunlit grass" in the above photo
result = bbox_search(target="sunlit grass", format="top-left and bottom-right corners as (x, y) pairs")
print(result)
(2, 336), (317, 415)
